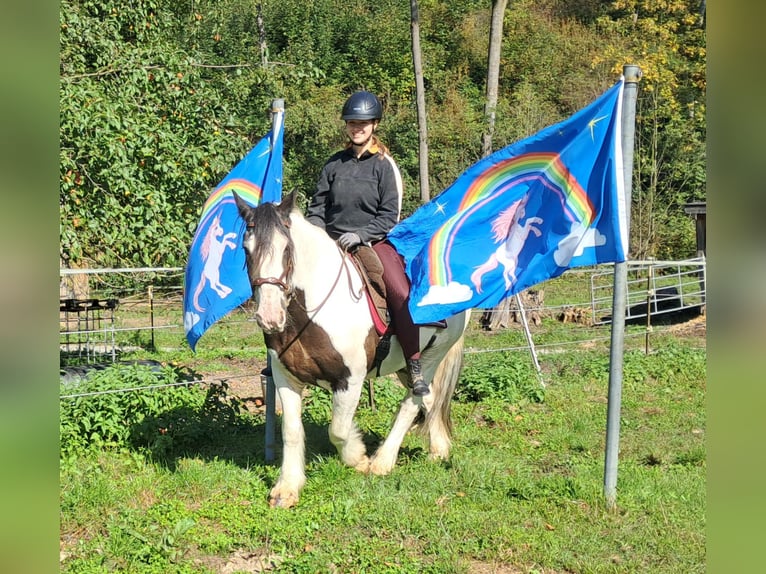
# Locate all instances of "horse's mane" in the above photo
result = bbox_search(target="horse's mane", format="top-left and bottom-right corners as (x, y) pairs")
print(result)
(491, 199), (523, 243)
(249, 202), (295, 282)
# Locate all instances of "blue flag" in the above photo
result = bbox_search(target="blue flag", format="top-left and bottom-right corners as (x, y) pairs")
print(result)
(183, 109), (284, 350)
(388, 78), (628, 324)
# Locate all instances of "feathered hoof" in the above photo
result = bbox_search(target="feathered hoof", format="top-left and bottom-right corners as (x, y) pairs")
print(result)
(368, 455), (395, 476)
(268, 487), (299, 509)
(353, 456), (371, 474)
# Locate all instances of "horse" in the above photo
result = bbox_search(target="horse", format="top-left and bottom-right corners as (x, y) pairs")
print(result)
(233, 190), (470, 508)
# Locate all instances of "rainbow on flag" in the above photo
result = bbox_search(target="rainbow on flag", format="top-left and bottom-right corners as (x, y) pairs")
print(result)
(183, 109), (284, 350)
(388, 78), (627, 324)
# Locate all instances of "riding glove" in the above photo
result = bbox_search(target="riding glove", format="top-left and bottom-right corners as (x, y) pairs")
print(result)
(337, 232), (362, 251)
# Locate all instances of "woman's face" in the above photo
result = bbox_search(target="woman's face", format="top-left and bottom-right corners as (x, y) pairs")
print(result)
(345, 119), (376, 146)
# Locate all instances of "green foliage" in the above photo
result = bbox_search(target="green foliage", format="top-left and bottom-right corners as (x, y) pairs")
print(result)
(59, 364), (252, 461)
(59, 363), (207, 460)
(623, 343), (706, 386)
(60, 0), (705, 268)
(456, 351), (544, 403)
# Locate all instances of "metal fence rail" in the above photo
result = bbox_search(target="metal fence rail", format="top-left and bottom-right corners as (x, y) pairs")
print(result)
(590, 257), (706, 325)
(60, 260), (707, 366)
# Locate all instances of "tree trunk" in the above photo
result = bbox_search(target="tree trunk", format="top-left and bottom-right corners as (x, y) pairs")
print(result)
(256, 3), (268, 67)
(410, 0), (430, 202)
(480, 289), (544, 330)
(481, 0), (508, 158)
(480, 0), (510, 328)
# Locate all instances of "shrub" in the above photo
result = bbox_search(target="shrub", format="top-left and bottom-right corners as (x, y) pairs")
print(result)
(456, 351), (544, 403)
(60, 363), (206, 461)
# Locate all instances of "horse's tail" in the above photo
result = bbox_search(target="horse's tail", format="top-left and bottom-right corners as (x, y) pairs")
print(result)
(192, 274), (206, 313)
(421, 327), (466, 448)
(470, 254), (498, 294)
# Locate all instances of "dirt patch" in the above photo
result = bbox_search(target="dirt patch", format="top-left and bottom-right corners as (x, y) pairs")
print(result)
(184, 356), (269, 413)
(664, 313), (706, 339)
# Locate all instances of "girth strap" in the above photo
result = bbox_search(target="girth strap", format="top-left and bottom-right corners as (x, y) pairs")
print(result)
(372, 333), (392, 377)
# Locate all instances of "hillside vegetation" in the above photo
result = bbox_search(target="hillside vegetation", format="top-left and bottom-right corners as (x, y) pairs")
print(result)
(60, 0), (705, 269)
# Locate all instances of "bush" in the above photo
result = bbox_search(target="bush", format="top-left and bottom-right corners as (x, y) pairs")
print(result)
(456, 351), (544, 403)
(59, 363), (206, 461)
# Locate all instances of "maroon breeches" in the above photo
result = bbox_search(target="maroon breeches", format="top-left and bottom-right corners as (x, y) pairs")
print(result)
(372, 240), (421, 361)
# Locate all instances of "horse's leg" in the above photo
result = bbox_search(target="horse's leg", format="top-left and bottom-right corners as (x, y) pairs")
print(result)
(422, 333), (465, 460)
(269, 371), (306, 509)
(328, 379), (370, 473)
(368, 378), (423, 476)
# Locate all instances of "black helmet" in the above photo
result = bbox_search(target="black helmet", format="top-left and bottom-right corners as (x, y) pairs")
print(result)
(341, 90), (382, 121)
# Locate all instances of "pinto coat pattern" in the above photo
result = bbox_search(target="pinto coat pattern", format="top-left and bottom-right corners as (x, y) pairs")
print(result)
(233, 191), (469, 508)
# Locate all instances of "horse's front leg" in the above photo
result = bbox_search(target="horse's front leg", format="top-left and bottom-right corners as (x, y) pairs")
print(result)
(269, 378), (306, 509)
(329, 379), (369, 473)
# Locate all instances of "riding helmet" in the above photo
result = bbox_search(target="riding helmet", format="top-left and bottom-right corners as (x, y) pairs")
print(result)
(341, 90), (383, 121)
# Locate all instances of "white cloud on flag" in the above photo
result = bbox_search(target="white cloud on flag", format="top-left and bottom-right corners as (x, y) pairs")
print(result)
(417, 281), (474, 307)
(554, 222), (608, 267)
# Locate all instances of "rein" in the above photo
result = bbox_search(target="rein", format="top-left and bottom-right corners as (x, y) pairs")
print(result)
(301, 246), (360, 314)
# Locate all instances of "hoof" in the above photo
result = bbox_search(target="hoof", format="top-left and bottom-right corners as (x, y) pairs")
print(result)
(368, 456), (394, 476)
(268, 488), (299, 509)
(354, 457), (371, 474)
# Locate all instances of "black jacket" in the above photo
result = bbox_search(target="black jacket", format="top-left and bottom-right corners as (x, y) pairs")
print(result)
(305, 144), (403, 243)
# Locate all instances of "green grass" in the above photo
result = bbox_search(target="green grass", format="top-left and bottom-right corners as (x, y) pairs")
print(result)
(60, 323), (705, 573)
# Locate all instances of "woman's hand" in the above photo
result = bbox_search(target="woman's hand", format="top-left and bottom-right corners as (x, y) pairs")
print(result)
(338, 232), (362, 251)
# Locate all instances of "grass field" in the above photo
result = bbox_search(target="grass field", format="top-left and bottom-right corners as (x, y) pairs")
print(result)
(60, 274), (706, 573)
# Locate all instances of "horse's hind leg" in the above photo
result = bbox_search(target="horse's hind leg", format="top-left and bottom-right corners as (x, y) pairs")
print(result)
(368, 376), (426, 475)
(329, 380), (370, 473)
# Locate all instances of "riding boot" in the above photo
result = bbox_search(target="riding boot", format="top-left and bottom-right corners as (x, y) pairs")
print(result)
(407, 358), (430, 396)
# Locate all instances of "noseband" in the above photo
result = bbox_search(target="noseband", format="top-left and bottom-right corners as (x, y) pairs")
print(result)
(252, 275), (290, 293)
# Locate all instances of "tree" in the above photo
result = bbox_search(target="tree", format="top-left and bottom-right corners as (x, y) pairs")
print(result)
(410, 0), (430, 202)
(481, 0), (508, 157)
(593, 0), (706, 258)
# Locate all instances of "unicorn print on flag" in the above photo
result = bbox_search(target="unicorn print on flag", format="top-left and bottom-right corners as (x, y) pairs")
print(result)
(470, 194), (542, 294)
(191, 210), (238, 312)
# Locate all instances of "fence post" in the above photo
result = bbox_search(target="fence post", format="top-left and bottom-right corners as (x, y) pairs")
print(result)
(604, 65), (641, 510)
(148, 285), (156, 352)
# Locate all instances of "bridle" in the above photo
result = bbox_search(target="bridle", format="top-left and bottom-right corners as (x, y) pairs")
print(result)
(246, 220), (294, 298)
(243, 217), (364, 360)
(252, 275), (291, 293)
(244, 221), (360, 314)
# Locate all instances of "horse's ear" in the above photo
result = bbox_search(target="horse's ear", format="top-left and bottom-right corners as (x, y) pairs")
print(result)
(276, 190), (298, 223)
(232, 191), (251, 220)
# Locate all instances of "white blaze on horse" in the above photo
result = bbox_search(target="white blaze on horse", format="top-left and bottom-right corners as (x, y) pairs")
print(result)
(233, 191), (469, 508)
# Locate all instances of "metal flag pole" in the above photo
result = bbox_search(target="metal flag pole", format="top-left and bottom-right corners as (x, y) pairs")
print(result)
(604, 65), (641, 510)
(514, 294), (544, 387)
(264, 98), (285, 464)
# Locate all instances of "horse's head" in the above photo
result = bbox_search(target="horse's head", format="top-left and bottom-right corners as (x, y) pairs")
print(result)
(233, 190), (297, 333)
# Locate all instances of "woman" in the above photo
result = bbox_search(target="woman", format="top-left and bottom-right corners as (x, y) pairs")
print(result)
(305, 90), (429, 396)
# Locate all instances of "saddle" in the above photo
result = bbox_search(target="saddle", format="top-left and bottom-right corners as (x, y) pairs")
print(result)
(349, 245), (448, 335)
(350, 244), (448, 377)
(349, 245), (389, 336)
